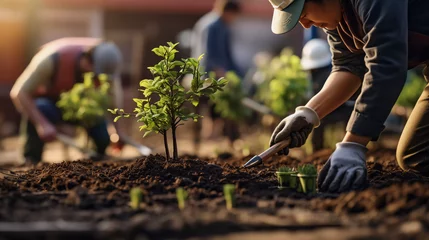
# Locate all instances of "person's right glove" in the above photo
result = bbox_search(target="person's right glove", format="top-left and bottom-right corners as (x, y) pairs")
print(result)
(317, 142), (368, 193)
(269, 106), (320, 155)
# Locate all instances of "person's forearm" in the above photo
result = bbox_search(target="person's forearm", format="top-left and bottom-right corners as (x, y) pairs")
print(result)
(306, 71), (361, 119)
(11, 91), (49, 128)
(306, 71), (371, 145)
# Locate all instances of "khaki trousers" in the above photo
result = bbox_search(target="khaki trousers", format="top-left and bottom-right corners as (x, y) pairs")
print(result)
(397, 65), (429, 174)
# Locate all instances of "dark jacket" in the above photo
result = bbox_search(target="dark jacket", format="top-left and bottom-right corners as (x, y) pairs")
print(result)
(325, 0), (429, 140)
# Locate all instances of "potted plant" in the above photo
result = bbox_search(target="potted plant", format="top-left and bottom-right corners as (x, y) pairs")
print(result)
(110, 42), (227, 160)
(297, 164), (317, 194)
(276, 166), (297, 189)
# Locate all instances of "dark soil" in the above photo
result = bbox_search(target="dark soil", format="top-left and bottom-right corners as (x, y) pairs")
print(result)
(1, 148), (429, 239)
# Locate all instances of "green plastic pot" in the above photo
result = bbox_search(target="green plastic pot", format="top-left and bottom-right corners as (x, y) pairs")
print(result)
(276, 171), (295, 189)
(291, 173), (301, 192)
(297, 174), (317, 194)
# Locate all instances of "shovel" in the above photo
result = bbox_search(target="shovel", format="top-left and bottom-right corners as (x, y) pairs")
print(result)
(241, 97), (274, 116)
(56, 133), (100, 158)
(118, 136), (152, 156)
(242, 138), (291, 168)
(57, 133), (152, 159)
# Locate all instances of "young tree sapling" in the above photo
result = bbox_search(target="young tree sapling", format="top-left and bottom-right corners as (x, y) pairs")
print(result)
(110, 42), (227, 160)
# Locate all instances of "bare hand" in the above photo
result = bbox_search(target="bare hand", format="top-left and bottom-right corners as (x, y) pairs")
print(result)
(36, 122), (57, 142)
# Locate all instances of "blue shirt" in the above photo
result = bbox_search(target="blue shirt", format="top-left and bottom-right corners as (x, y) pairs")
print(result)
(205, 17), (242, 78)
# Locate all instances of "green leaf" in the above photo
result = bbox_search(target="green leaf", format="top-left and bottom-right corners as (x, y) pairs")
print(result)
(191, 98), (199, 107)
(143, 131), (152, 138)
(139, 79), (153, 88)
(114, 116), (122, 122)
(152, 47), (166, 57)
(107, 108), (118, 114)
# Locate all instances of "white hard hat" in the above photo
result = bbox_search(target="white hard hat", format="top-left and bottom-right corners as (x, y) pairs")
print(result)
(301, 39), (332, 71)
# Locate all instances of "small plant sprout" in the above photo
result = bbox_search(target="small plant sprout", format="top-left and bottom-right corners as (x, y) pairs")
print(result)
(109, 42), (227, 160)
(130, 187), (143, 210)
(297, 164), (317, 194)
(297, 164), (317, 175)
(176, 187), (188, 210)
(223, 184), (236, 210)
(276, 166), (297, 189)
(278, 166), (294, 173)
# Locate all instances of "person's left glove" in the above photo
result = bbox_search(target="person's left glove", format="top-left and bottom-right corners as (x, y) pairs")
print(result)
(317, 142), (368, 193)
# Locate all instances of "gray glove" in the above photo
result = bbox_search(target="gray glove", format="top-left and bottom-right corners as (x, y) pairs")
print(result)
(269, 106), (320, 155)
(318, 142), (368, 193)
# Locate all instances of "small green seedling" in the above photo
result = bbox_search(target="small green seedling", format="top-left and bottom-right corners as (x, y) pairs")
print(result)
(297, 164), (317, 194)
(110, 42), (227, 160)
(279, 166), (293, 173)
(223, 184), (236, 210)
(176, 187), (188, 210)
(276, 166), (297, 189)
(297, 164), (317, 175)
(130, 187), (143, 210)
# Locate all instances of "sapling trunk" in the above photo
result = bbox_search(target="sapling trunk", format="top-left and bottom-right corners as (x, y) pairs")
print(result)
(172, 125), (178, 160)
(162, 131), (170, 160)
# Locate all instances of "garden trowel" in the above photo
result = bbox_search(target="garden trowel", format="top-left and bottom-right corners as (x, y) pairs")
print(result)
(241, 97), (273, 116)
(118, 135), (152, 156)
(243, 138), (291, 168)
(56, 133), (100, 158)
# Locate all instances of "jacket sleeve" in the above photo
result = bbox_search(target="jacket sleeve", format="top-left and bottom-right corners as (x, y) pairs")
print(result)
(342, 0), (408, 140)
(325, 29), (366, 80)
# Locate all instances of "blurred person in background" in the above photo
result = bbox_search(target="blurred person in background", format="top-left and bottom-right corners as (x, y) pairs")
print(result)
(10, 38), (126, 166)
(300, 38), (354, 152)
(190, 0), (226, 64)
(188, 0), (226, 150)
(267, 0), (429, 193)
(204, 0), (243, 139)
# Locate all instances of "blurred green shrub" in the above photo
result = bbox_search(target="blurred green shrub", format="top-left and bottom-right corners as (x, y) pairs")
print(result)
(255, 48), (309, 116)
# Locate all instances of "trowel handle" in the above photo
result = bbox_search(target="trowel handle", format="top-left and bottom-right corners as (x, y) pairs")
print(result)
(260, 138), (291, 160)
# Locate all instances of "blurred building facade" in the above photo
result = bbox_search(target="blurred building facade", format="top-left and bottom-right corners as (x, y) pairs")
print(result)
(0, 0), (304, 136)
